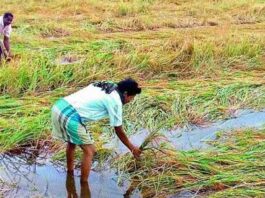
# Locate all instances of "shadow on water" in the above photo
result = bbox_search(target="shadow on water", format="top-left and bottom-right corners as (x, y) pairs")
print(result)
(1, 109), (265, 198)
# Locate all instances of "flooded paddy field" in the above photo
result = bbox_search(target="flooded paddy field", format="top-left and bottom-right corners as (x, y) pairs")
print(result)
(1, 109), (265, 197)
(1, 0), (265, 197)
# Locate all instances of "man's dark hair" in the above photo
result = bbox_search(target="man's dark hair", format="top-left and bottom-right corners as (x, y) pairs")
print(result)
(3, 12), (13, 19)
(117, 78), (141, 96)
(93, 78), (141, 95)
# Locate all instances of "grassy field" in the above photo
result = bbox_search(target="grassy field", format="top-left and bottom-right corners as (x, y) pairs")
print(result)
(0, 0), (265, 197)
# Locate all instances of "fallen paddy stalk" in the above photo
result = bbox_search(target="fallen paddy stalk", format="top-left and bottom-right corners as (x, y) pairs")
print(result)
(113, 129), (265, 197)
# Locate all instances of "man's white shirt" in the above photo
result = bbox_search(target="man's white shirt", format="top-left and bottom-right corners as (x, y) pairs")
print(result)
(0, 16), (12, 38)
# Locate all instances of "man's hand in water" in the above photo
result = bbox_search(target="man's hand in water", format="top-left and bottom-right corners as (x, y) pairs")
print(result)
(131, 146), (142, 159)
(114, 126), (142, 159)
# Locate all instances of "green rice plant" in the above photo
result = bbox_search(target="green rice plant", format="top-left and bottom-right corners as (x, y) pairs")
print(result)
(139, 120), (165, 151)
(191, 42), (215, 70)
(114, 0), (151, 17)
(0, 92), (65, 153)
(0, 109), (50, 152)
(223, 38), (263, 67)
(113, 129), (265, 197)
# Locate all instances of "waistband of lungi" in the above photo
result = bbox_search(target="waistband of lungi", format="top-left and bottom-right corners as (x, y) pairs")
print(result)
(54, 99), (82, 124)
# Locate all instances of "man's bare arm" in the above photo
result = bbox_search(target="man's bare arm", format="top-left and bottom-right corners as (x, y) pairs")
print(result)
(114, 126), (141, 158)
(3, 36), (11, 56)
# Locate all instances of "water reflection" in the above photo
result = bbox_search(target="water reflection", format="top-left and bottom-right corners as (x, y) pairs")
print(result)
(66, 173), (91, 198)
(80, 181), (91, 198)
(66, 173), (78, 198)
(0, 150), (141, 198)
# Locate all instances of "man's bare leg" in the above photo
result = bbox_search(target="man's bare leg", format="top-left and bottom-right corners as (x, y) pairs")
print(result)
(79, 144), (96, 182)
(66, 142), (76, 173)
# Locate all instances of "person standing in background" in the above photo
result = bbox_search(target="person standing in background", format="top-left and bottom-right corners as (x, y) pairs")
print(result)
(0, 12), (13, 62)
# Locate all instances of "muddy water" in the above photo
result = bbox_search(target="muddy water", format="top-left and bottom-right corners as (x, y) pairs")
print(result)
(1, 109), (265, 198)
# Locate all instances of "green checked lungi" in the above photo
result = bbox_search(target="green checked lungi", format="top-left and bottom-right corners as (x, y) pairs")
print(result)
(51, 99), (94, 145)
